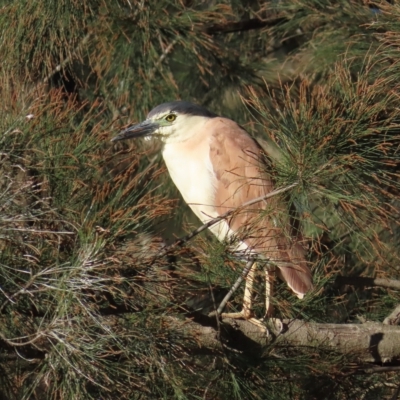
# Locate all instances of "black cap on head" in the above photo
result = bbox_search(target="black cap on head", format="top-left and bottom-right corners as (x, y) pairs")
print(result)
(147, 101), (217, 119)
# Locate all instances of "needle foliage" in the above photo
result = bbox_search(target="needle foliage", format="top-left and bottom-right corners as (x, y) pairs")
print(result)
(1, 0), (400, 399)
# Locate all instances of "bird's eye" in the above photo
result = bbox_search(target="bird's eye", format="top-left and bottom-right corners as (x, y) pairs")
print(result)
(165, 114), (176, 122)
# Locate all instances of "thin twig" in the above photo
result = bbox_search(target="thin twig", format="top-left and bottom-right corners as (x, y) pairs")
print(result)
(0, 272), (41, 313)
(0, 330), (46, 347)
(209, 257), (256, 317)
(2, 228), (74, 235)
(153, 182), (298, 261)
(148, 37), (178, 80)
(390, 384), (400, 400)
(43, 33), (92, 84)
(383, 304), (400, 326)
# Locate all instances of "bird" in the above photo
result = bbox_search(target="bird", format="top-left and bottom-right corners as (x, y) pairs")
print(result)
(112, 101), (312, 325)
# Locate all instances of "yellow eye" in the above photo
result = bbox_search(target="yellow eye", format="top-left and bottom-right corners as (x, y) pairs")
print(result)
(165, 114), (176, 122)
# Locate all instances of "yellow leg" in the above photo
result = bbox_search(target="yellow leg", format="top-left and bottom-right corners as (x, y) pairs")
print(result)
(265, 266), (274, 318)
(221, 262), (266, 329)
(242, 259), (255, 318)
(220, 262), (283, 334)
(264, 265), (283, 334)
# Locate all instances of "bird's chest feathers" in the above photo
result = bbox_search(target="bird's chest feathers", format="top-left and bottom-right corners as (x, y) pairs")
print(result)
(162, 141), (218, 222)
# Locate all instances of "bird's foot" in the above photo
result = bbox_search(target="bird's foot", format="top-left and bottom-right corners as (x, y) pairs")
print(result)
(220, 310), (268, 332)
(220, 312), (285, 337)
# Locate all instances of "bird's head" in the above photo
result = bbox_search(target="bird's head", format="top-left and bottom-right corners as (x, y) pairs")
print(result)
(111, 101), (217, 144)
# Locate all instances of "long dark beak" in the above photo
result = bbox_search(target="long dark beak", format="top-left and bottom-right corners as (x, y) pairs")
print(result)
(111, 120), (159, 142)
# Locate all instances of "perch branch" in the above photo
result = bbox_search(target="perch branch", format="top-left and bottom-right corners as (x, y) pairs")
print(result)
(336, 276), (400, 291)
(384, 304), (400, 326)
(165, 316), (400, 364)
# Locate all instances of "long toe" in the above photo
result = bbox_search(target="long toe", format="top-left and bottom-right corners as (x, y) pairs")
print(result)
(221, 311), (270, 333)
(220, 309), (253, 320)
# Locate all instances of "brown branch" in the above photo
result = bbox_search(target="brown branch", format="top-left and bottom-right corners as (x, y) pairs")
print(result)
(384, 304), (400, 326)
(0, 271), (44, 313)
(334, 276), (400, 325)
(336, 276), (400, 291)
(166, 316), (400, 364)
(357, 366), (400, 374)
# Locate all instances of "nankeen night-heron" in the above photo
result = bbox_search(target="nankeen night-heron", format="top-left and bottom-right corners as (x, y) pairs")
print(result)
(112, 101), (313, 325)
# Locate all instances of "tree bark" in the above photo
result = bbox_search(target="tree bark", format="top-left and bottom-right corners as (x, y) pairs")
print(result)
(384, 304), (400, 326)
(166, 316), (400, 364)
(336, 276), (400, 291)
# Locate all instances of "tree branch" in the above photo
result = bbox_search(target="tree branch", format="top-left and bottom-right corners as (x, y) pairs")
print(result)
(166, 316), (400, 364)
(148, 36), (178, 80)
(336, 276), (400, 291)
(384, 304), (400, 326)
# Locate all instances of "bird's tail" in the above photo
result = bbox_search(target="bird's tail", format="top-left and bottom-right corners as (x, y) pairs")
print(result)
(275, 240), (313, 298)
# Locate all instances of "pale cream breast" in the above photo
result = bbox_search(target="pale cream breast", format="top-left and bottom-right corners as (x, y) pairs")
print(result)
(161, 133), (237, 243)
(161, 117), (256, 257)
(162, 135), (217, 222)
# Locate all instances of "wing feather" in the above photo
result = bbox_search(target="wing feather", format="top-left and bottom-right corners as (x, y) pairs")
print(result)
(208, 117), (312, 297)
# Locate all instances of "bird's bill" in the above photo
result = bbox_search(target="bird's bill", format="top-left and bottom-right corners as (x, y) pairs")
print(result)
(111, 120), (159, 142)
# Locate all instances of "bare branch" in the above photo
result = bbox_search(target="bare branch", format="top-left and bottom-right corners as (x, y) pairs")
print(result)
(166, 316), (400, 364)
(357, 366), (400, 374)
(336, 276), (400, 291)
(384, 304), (400, 326)
(2, 228), (74, 235)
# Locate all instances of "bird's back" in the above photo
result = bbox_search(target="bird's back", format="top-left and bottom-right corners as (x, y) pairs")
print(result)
(208, 117), (312, 298)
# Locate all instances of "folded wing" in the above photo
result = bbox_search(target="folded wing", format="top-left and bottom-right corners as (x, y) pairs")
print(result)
(208, 118), (313, 298)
